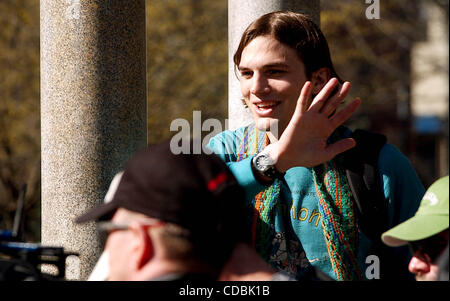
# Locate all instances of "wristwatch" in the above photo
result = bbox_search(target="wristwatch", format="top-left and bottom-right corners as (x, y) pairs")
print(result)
(252, 150), (285, 180)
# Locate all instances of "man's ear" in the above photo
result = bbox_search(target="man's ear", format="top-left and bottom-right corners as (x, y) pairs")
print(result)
(129, 223), (153, 270)
(310, 67), (331, 95)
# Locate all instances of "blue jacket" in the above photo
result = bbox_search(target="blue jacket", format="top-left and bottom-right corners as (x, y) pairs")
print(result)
(207, 125), (424, 280)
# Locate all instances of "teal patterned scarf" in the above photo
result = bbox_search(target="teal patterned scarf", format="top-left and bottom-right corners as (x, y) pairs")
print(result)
(236, 124), (280, 261)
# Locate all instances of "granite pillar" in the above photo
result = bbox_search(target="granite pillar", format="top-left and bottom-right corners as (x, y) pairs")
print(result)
(40, 0), (147, 280)
(228, 0), (320, 130)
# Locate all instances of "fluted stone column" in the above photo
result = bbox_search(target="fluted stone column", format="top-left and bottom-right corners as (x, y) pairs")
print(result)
(228, 0), (320, 130)
(41, 0), (147, 280)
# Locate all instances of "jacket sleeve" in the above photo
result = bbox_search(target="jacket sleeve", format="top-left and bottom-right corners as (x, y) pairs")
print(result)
(206, 131), (268, 200)
(378, 143), (425, 227)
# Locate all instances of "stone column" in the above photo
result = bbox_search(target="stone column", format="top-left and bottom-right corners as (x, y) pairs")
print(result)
(40, 0), (147, 280)
(228, 0), (320, 130)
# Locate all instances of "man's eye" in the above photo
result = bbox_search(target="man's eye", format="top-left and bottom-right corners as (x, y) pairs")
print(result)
(267, 70), (285, 75)
(240, 71), (253, 78)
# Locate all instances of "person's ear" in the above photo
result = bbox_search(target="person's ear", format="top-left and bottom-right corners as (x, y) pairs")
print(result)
(310, 67), (331, 95)
(129, 222), (153, 270)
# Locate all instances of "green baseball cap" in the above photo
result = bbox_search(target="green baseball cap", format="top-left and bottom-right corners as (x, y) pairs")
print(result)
(382, 176), (449, 247)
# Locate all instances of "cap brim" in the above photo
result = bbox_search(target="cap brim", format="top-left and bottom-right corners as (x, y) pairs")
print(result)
(382, 214), (449, 247)
(75, 201), (118, 224)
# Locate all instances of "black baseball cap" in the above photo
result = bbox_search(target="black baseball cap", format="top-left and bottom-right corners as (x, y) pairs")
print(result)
(76, 139), (249, 244)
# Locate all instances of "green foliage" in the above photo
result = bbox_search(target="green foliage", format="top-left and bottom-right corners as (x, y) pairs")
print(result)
(321, 1), (424, 136)
(321, 0), (448, 186)
(146, 0), (228, 144)
(0, 0), (40, 241)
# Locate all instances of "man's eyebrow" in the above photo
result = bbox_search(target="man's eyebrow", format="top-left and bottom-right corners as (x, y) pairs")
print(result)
(238, 62), (290, 71)
(263, 62), (290, 69)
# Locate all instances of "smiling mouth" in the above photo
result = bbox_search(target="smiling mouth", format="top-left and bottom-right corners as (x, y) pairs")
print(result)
(253, 101), (280, 115)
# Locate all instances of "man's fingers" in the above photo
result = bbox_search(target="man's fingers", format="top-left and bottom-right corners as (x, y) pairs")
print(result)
(320, 82), (351, 117)
(325, 138), (357, 160)
(287, 81), (312, 131)
(298, 81), (312, 114)
(330, 98), (361, 128)
(309, 78), (339, 113)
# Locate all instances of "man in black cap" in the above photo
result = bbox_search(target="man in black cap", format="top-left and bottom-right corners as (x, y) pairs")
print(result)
(76, 140), (277, 281)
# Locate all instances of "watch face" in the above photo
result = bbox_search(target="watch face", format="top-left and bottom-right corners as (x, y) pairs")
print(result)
(255, 154), (271, 172)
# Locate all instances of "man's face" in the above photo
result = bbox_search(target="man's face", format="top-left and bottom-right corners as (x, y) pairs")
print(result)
(408, 229), (449, 281)
(408, 253), (441, 281)
(238, 35), (308, 136)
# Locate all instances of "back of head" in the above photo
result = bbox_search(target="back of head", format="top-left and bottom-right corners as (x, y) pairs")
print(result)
(144, 149), (249, 271)
(234, 11), (342, 82)
(77, 139), (249, 275)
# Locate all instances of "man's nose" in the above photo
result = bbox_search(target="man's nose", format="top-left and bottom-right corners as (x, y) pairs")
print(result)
(408, 254), (430, 275)
(250, 74), (270, 95)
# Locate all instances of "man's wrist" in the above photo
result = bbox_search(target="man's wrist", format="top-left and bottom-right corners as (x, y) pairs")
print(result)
(264, 144), (287, 173)
(251, 146), (285, 184)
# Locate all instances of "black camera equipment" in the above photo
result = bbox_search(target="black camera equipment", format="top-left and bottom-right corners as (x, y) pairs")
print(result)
(0, 184), (78, 281)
